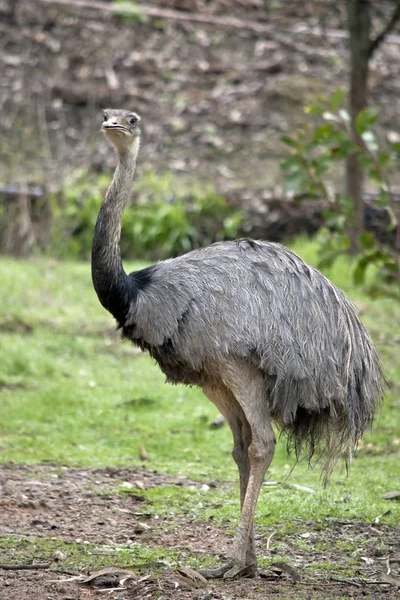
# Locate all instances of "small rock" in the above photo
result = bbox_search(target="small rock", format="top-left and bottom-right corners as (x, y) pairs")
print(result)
(133, 522), (150, 534)
(120, 481), (134, 489)
(209, 415), (225, 429)
(54, 550), (67, 562)
(20, 500), (38, 509)
(381, 491), (400, 500)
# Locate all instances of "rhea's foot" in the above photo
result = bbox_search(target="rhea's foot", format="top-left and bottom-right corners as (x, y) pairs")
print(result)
(198, 560), (257, 580)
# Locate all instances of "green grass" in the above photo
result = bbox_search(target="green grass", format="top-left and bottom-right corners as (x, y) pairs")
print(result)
(0, 240), (399, 531)
(0, 535), (210, 572)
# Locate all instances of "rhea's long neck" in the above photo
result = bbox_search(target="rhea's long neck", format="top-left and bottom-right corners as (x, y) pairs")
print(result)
(91, 139), (139, 322)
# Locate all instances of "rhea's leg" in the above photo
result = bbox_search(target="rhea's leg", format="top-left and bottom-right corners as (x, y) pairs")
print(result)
(223, 364), (276, 578)
(199, 371), (274, 579)
(224, 418), (275, 578)
(200, 385), (255, 578)
(231, 417), (256, 570)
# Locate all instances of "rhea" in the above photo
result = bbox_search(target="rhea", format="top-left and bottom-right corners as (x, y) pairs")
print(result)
(91, 109), (383, 579)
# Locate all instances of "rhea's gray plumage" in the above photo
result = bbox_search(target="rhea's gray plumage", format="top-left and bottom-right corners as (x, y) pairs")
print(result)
(92, 109), (383, 580)
(123, 239), (381, 478)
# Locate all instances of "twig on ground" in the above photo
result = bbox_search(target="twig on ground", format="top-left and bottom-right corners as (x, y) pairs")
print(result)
(386, 557), (391, 576)
(329, 576), (362, 587)
(0, 563), (50, 570)
(97, 587), (127, 593)
(266, 530), (276, 551)
(49, 568), (80, 576)
(330, 575), (397, 587)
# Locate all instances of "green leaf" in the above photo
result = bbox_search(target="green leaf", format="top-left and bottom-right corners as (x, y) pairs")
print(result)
(324, 213), (347, 229)
(355, 107), (379, 135)
(330, 140), (358, 159)
(280, 136), (297, 148)
(318, 253), (338, 270)
(369, 168), (383, 183)
(357, 154), (374, 171)
(359, 232), (376, 251)
(353, 261), (368, 286)
(312, 156), (331, 177)
(279, 158), (305, 177)
(377, 189), (390, 207)
(353, 251), (385, 285)
(330, 87), (345, 111)
(312, 123), (336, 142)
(386, 206), (398, 230)
(382, 255), (397, 272)
(391, 142), (400, 152)
(378, 153), (390, 168)
(339, 195), (355, 213)
(282, 172), (307, 193)
(305, 103), (324, 115)
(317, 250), (346, 271)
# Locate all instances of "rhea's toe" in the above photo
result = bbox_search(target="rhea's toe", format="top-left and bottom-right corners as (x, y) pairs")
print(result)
(197, 563), (233, 579)
(198, 560), (257, 580)
(223, 561), (257, 579)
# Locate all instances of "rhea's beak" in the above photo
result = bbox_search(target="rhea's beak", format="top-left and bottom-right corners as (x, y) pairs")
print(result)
(102, 120), (128, 133)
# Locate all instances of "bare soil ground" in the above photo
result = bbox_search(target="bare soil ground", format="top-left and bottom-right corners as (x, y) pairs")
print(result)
(0, 464), (399, 599)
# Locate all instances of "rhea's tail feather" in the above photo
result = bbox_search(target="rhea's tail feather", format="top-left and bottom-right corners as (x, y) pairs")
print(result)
(282, 406), (367, 486)
(270, 306), (384, 485)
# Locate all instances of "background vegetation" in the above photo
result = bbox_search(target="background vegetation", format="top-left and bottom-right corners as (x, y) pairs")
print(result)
(53, 169), (242, 259)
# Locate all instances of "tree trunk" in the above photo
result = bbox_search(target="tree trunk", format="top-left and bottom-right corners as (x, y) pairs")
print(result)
(346, 0), (371, 253)
(0, 193), (36, 256)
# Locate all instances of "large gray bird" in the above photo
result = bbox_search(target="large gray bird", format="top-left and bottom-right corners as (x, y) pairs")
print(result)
(92, 109), (383, 579)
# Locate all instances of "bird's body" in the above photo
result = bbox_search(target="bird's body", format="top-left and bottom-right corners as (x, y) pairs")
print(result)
(92, 109), (383, 579)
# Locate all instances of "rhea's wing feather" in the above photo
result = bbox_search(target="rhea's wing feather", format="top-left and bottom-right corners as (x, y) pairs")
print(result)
(125, 261), (195, 346)
(127, 239), (382, 419)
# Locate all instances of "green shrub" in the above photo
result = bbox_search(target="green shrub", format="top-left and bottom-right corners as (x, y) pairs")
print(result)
(53, 169), (242, 260)
(280, 88), (400, 298)
(51, 169), (110, 258)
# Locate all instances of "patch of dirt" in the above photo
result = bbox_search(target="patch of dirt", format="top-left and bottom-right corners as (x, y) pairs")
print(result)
(0, 464), (399, 599)
(0, 464), (226, 552)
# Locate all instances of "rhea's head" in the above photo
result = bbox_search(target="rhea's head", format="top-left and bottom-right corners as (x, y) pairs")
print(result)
(102, 109), (141, 154)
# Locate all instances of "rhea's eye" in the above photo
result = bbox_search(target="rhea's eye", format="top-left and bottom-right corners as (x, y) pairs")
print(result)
(129, 116), (137, 126)
(103, 114), (108, 122)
